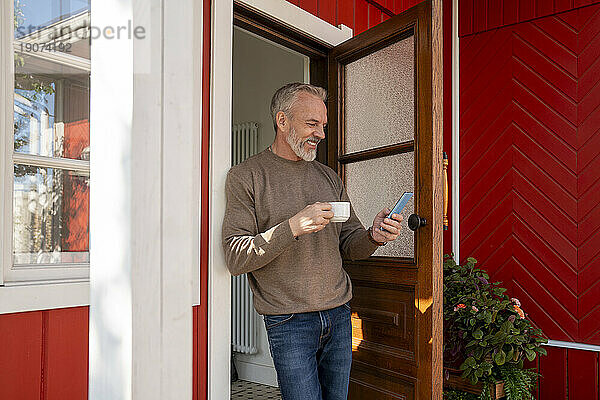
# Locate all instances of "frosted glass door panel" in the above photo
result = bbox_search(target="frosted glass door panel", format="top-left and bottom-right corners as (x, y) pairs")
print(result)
(345, 152), (414, 258)
(344, 35), (414, 154)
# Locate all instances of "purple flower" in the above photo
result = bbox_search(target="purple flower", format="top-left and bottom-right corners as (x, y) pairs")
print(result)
(478, 276), (489, 285)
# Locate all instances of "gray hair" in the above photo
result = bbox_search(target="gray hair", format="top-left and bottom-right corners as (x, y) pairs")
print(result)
(270, 83), (327, 133)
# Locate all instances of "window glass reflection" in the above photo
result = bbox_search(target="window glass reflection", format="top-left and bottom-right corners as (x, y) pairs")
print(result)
(13, 165), (89, 265)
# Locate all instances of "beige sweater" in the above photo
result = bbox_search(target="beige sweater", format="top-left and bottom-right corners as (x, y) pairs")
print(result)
(222, 149), (378, 315)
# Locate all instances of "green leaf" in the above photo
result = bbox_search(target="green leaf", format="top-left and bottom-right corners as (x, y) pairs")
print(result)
(536, 347), (548, 356)
(506, 347), (514, 361)
(484, 312), (492, 324)
(459, 356), (476, 370)
(525, 349), (536, 361)
(473, 329), (483, 339)
(494, 350), (506, 365)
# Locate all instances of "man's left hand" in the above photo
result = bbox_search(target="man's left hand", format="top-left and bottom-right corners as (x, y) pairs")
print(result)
(370, 208), (403, 243)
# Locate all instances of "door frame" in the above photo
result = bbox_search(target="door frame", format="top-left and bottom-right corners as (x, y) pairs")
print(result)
(208, 1), (352, 398)
(208, 0), (454, 398)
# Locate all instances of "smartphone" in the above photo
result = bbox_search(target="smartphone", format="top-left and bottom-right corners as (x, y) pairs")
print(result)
(381, 192), (413, 232)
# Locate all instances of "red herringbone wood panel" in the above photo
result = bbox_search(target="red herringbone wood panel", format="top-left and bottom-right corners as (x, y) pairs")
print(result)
(460, 4), (600, 346)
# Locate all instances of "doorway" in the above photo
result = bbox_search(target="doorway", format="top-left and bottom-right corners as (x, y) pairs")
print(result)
(210, 1), (442, 399)
(230, 25), (309, 395)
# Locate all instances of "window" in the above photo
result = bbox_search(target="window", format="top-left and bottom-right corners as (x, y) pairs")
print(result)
(3, 0), (91, 284)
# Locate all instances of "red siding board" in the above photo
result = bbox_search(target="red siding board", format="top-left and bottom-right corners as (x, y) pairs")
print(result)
(513, 82), (577, 149)
(462, 196), (514, 265)
(579, 281), (600, 318)
(460, 116), (512, 195)
(568, 349), (599, 400)
(534, 17), (578, 53)
(579, 203), (600, 245)
(556, 0), (574, 12)
(512, 36), (578, 99)
(512, 271), (577, 341)
(579, 178), (600, 220)
(298, 0), (318, 15)
(318, 0), (338, 25)
(368, 5), (382, 29)
(461, 76), (511, 152)
(488, 0), (504, 29)
(354, 0), (369, 34)
(559, 7), (580, 29)
(45, 307), (89, 400)
(459, 194), (513, 256)
(338, 0), (355, 30)
(513, 148), (577, 219)
(472, 0), (488, 33)
(520, 0), (537, 22)
(539, 347), (568, 400)
(503, 0), (520, 26)
(512, 103), (577, 171)
(513, 127), (577, 198)
(459, 0), (600, 37)
(512, 238), (578, 316)
(513, 167), (578, 245)
(460, 29), (511, 94)
(515, 23), (578, 77)
(0, 312), (42, 400)
(513, 210), (578, 286)
(459, 0), (474, 36)
(580, 308), (600, 341)
(513, 58), (577, 125)
(536, 0), (556, 18)
(461, 157), (513, 233)
(579, 256), (600, 296)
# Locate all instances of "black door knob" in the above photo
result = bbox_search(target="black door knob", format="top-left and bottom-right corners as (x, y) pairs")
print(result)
(408, 214), (426, 231)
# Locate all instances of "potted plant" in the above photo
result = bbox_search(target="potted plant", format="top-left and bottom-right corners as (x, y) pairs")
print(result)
(443, 255), (547, 400)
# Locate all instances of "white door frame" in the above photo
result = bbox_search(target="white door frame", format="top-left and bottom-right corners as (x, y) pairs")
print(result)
(208, 1), (351, 398)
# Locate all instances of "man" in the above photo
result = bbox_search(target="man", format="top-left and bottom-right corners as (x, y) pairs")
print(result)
(222, 83), (403, 400)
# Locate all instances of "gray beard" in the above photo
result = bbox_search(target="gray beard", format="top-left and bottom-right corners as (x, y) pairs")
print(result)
(286, 126), (318, 161)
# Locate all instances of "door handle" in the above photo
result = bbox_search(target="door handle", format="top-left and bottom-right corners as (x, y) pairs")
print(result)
(443, 152), (449, 231)
(408, 214), (427, 231)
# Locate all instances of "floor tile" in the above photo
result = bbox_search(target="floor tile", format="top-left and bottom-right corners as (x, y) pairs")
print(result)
(231, 380), (281, 399)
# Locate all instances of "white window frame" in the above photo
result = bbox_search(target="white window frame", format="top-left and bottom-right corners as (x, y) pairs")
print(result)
(1, 0), (90, 312)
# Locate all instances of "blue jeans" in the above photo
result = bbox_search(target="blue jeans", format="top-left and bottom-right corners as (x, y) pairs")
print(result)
(263, 303), (353, 400)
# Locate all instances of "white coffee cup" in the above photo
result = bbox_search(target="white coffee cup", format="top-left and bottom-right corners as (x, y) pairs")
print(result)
(328, 201), (350, 223)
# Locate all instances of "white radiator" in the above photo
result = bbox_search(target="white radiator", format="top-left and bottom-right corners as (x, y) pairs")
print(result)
(231, 122), (259, 354)
(231, 122), (258, 166)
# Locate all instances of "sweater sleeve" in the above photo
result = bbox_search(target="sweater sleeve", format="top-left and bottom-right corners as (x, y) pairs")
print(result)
(222, 169), (297, 276)
(338, 184), (379, 260)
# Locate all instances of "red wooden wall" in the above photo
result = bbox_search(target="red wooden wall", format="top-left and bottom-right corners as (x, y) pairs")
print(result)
(0, 308), (89, 399)
(460, 1), (600, 398)
(460, 0), (600, 36)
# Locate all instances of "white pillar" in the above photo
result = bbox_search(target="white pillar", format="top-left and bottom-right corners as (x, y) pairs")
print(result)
(89, 0), (200, 398)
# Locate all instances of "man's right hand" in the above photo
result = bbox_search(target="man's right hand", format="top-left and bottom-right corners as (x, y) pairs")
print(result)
(289, 202), (334, 238)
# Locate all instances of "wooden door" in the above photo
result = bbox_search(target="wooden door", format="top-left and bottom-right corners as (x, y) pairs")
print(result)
(327, 1), (443, 399)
